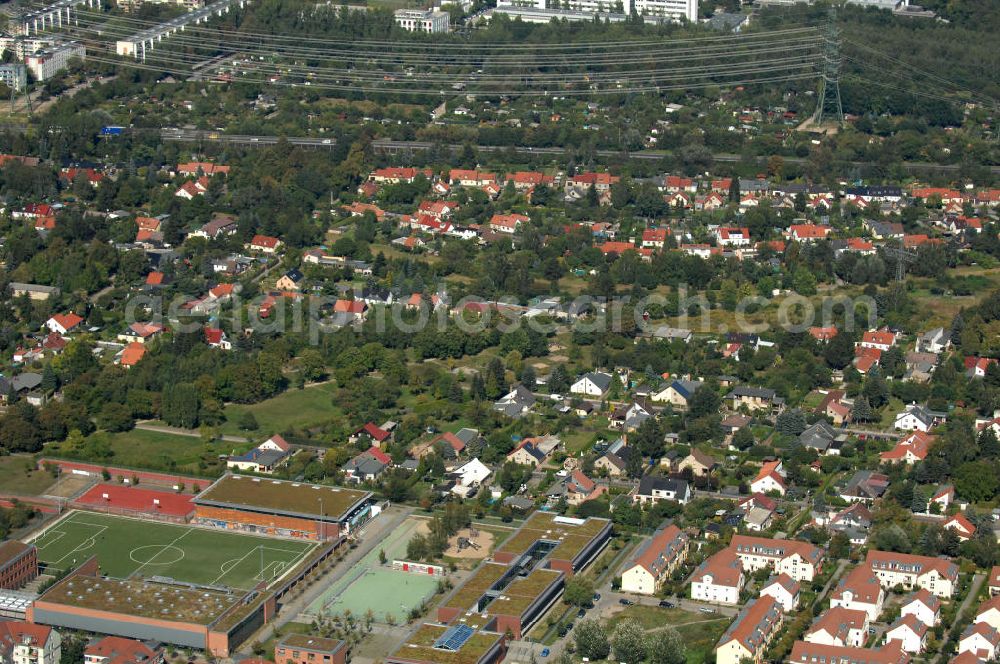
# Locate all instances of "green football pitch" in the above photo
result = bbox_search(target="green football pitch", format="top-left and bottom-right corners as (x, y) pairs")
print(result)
(32, 511), (315, 590)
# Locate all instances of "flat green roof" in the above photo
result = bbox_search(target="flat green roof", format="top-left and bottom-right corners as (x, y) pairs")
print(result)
(486, 568), (562, 618)
(391, 623), (502, 664)
(39, 574), (241, 626)
(278, 634), (345, 654)
(494, 512), (610, 563)
(441, 563), (507, 613)
(194, 474), (371, 522)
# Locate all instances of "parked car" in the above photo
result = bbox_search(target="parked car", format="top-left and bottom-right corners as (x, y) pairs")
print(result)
(699, 607), (715, 614)
(577, 608), (586, 618)
(658, 600), (675, 608)
(619, 598), (634, 606)
(593, 593), (601, 602)
(540, 648), (550, 658)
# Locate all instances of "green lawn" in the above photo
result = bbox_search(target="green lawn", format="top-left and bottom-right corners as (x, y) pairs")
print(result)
(220, 382), (341, 435)
(33, 511), (315, 590)
(47, 429), (239, 476)
(0, 454), (55, 496)
(676, 617), (730, 664)
(879, 397), (905, 429)
(604, 605), (728, 663)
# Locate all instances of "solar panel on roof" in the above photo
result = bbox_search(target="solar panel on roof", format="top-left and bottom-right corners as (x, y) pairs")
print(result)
(433, 624), (475, 651)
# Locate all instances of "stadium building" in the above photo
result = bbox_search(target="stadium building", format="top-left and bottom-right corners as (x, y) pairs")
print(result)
(388, 513), (611, 664)
(28, 558), (274, 657)
(192, 474), (374, 541)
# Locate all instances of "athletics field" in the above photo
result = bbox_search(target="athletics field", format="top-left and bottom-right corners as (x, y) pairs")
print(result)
(32, 510), (315, 590)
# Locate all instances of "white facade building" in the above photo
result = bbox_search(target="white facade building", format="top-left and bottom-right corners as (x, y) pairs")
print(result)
(496, 0), (696, 21)
(394, 9), (450, 33)
(24, 41), (84, 81)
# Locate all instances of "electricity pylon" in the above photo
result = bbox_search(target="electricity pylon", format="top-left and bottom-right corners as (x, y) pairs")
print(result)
(815, 9), (843, 125)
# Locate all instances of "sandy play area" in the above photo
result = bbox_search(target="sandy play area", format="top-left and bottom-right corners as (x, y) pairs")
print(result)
(444, 527), (495, 560)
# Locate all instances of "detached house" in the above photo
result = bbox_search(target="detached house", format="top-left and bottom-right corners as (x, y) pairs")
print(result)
(343, 446), (391, 483)
(570, 371), (614, 397)
(678, 450), (719, 477)
(726, 386), (782, 412)
(788, 223), (832, 243)
(350, 422), (392, 448)
(944, 513), (976, 541)
(651, 379), (704, 410)
(493, 385), (536, 418)
(641, 228), (669, 249)
(860, 328), (899, 352)
(46, 313), (84, 336)
(247, 234), (282, 254)
(894, 404), (947, 432)
(551, 470), (604, 506)
(227, 435), (293, 474)
(881, 431), (935, 465)
(506, 440), (547, 467)
(488, 213), (529, 234)
(750, 460), (786, 496)
(716, 227), (751, 247)
(620, 524), (689, 595)
(633, 476), (692, 505)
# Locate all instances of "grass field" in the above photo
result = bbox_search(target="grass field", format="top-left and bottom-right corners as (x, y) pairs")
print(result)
(33, 511), (315, 590)
(47, 429), (241, 476)
(605, 605), (729, 664)
(0, 454), (56, 496)
(307, 517), (438, 623)
(220, 382), (341, 436)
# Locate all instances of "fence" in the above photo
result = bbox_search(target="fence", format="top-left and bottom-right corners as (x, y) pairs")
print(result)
(68, 502), (192, 524)
(392, 560), (445, 576)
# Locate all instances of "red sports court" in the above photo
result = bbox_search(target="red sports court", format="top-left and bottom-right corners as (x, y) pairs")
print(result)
(76, 483), (195, 518)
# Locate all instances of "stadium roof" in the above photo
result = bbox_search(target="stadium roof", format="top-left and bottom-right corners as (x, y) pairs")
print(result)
(38, 574), (243, 625)
(193, 474), (371, 522)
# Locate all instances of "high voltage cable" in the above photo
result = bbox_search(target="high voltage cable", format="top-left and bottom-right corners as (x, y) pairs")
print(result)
(79, 52), (819, 96)
(844, 39), (997, 107)
(85, 38), (821, 87)
(51, 11), (821, 66)
(842, 54), (993, 107)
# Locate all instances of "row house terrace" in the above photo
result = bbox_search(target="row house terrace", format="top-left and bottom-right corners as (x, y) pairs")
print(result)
(729, 535), (824, 582)
(866, 550), (958, 598)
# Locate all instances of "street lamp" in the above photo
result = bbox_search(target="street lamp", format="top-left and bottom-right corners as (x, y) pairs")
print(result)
(318, 497), (324, 540)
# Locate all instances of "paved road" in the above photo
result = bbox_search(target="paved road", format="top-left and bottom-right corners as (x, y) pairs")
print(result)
(133, 421), (251, 443)
(158, 128), (1000, 174)
(931, 572), (985, 664)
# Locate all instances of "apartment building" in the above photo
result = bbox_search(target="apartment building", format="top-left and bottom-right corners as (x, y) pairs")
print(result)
(730, 535), (824, 582)
(691, 549), (744, 605)
(866, 550), (958, 598)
